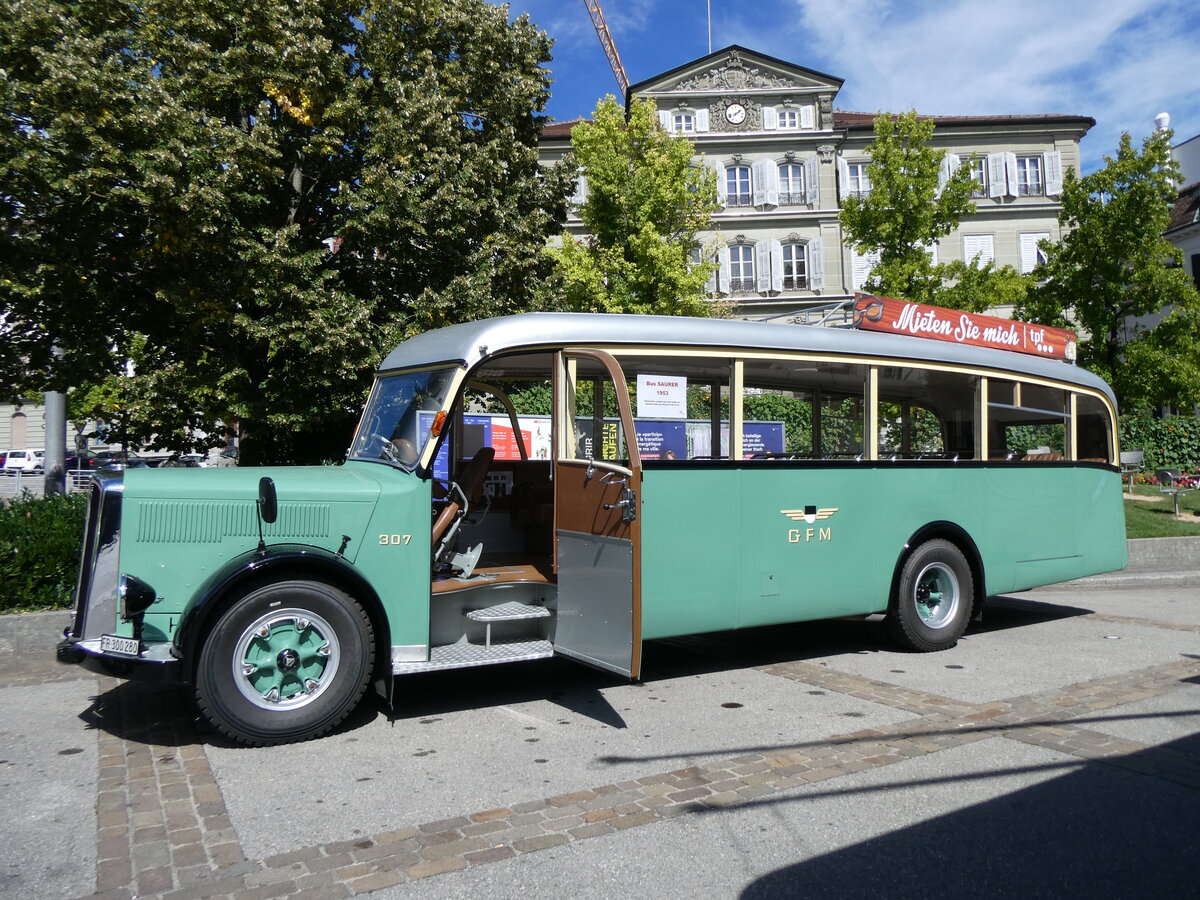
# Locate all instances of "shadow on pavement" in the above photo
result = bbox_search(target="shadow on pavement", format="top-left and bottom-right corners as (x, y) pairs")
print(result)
(740, 730), (1200, 899)
(72, 596), (1097, 744)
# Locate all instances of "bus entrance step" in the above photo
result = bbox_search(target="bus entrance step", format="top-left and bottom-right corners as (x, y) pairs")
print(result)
(392, 638), (554, 675)
(466, 601), (551, 648)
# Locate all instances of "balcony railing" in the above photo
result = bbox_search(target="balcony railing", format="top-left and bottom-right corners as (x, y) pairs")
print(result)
(725, 193), (753, 208)
(778, 191), (807, 206)
(782, 275), (808, 291)
(1018, 182), (1044, 197)
(728, 278), (756, 294)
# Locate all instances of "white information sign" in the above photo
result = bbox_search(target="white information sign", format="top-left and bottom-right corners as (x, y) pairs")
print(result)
(637, 374), (688, 419)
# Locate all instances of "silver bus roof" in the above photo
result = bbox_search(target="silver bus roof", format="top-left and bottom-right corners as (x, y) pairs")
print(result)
(379, 312), (1115, 403)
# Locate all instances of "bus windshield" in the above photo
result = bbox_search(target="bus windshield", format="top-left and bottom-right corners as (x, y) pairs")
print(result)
(349, 367), (461, 468)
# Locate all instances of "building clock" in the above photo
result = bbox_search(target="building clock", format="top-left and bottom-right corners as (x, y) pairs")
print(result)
(724, 102), (747, 125)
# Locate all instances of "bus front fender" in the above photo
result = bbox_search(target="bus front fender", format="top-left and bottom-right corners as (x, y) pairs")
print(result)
(174, 544), (388, 681)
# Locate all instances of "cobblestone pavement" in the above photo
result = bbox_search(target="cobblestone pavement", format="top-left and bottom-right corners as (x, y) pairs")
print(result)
(2, 584), (1199, 900)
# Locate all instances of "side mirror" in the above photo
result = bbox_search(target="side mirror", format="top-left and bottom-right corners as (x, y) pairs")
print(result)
(258, 477), (278, 524)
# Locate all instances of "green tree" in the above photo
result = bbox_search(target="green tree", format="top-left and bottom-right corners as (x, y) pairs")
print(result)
(1017, 129), (1200, 408)
(839, 110), (1027, 311)
(547, 96), (720, 316)
(1, 0), (571, 464)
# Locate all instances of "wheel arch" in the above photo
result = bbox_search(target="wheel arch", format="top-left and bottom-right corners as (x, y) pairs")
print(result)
(888, 522), (985, 620)
(176, 545), (390, 684)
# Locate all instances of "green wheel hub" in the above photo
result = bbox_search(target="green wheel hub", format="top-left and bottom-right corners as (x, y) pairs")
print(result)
(232, 608), (341, 711)
(913, 562), (961, 630)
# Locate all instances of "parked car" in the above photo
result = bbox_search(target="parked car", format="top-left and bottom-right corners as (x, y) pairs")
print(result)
(79, 449), (145, 470)
(2, 449), (45, 474)
(159, 454), (201, 468)
(97, 457), (151, 473)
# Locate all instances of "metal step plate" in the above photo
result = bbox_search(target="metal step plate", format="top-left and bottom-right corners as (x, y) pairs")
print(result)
(392, 638), (554, 675)
(465, 601), (552, 623)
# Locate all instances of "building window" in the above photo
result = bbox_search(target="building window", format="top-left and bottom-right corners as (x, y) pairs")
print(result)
(1016, 156), (1044, 196)
(782, 243), (807, 291)
(846, 162), (870, 198)
(963, 234), (995, 265)
(1019, 232), (1050, 273)
(729, 244), (755, 293)
(673, 112), (695, 133)
(726, 166), (752, 208)
(778, 163), (805, 205)
(968, 158), (987, 198)
(778, 109), (799, 130)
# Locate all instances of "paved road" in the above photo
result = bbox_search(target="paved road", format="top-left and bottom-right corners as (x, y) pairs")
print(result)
(2, 576), (1199, 900)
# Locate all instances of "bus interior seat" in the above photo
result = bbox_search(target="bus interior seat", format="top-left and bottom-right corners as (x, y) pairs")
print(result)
(432, 447), (495, 577)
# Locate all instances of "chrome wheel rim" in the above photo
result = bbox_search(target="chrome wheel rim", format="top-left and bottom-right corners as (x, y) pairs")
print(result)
(913, 563), (961, 630)
(232, 608), (340, 711)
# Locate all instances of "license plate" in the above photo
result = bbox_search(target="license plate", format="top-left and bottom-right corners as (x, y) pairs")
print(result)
(101, 634), (140, 656)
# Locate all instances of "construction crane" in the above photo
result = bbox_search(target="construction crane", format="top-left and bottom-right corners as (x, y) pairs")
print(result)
(582, 0), (629, 97)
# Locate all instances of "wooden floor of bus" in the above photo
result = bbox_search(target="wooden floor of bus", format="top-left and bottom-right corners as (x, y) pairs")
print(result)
(431, 554), (554, 594)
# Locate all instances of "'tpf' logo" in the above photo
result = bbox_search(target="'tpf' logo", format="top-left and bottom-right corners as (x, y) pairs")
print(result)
(780, 506), (838, 524)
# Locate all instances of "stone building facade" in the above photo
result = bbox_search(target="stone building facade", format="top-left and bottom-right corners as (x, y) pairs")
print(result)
(539, 46), (1093, 320)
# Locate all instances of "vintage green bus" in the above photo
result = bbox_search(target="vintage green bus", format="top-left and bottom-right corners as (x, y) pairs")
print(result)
(58, 312), (1127, 745)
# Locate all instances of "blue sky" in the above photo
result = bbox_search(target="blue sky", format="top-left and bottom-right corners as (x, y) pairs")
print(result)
(497, 0), (1200, 174)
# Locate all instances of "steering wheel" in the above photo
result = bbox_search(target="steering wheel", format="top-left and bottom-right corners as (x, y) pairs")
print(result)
(369, 434), (416, 466)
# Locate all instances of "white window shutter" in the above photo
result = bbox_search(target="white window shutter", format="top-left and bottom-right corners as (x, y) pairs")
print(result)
(695, 108), (710, 133)
(706, 156), (726, 205)
(837, 156), (850, 201)
(657, 110), (672, 132)
(752, 158), (770, 207)
(1044, 150), (1063, 196)
(987, 152), (1006, 198)
(1004, 152), (1018, 198)
(570, 172), (588, 208)
(852, 248), (878, 290)
(755, 241), (771, 292)
(762, 107), (777, 131)
(938, 153), (959, 194)
(770, 239), (784, 293)
(1019, 232), (1050, 273)
(804, 156), (820, 205)
(964, 234), (995, 265)
(755, 158), (778, 207)
(1019, 233), (1037, 273)
(800, 105), (815, 129)
(809, 238), (823, 290)
(704, 251), (717, 294)
(718, 245), (731, 294)
(924, 240), (938, 265)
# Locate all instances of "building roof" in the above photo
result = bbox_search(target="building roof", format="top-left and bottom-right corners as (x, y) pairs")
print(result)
(626, 45), (845, 98)
(1166, 182), (1200, 234)
(540, 110), (1095, 139)
(833, 111), (1095, 130)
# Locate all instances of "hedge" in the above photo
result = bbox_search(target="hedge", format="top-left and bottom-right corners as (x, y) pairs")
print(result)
(0, 491), (86, 613)
(1119, 414), (1200, 473)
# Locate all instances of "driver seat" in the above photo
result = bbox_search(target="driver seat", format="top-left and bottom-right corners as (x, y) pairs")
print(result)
(432, 447), (495, 577)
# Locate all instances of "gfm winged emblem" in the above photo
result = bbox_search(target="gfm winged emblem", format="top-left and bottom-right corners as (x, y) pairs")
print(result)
(780, 506), (838, 524)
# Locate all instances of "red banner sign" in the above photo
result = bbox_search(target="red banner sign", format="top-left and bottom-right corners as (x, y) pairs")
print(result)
(852, 293), (1077, 361)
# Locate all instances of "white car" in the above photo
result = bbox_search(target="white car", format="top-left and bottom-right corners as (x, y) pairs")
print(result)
(2, 449), (45, 474)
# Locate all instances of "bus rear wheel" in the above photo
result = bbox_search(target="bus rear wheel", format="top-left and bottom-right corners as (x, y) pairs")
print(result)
(194, 580), (373, 746)
(887, 539), (973, 652)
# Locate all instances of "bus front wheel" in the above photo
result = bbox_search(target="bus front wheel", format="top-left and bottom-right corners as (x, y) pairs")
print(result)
(194, 580), (374, 746)
(887, 539), (973, 652)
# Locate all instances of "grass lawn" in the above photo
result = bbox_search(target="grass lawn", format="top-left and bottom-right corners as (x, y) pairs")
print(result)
(1124, 481), (1200, 539)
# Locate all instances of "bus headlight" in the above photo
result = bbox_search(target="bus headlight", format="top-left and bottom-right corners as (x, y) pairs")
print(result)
(119, 574), (157, 621)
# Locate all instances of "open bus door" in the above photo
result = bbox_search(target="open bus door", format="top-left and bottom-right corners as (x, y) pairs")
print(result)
(552, 349), (642, 678)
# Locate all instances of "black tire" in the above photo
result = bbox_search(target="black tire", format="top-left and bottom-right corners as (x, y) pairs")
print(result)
(194, 580), (373, 746)
(886, 539), (974, 652)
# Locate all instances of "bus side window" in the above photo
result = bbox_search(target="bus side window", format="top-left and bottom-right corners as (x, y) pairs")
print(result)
(877, 367), (977, 460)
(1075, 393), (1114, 463)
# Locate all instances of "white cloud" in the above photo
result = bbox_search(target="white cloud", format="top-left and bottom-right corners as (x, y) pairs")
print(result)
(757, 0), (1200, 168)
